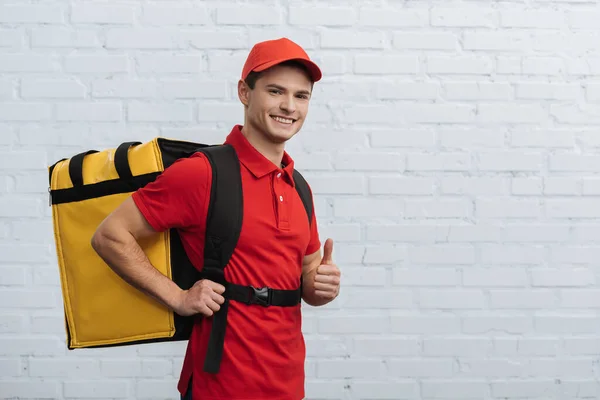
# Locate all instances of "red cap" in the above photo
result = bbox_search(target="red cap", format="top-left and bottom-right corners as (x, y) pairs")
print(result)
(241, 37), (322, 82)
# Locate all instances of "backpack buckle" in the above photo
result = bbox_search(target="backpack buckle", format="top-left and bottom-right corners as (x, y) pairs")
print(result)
(250, 286), (270, 307)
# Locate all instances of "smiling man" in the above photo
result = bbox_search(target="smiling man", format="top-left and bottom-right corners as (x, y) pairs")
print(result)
(90, 38), (341, 400)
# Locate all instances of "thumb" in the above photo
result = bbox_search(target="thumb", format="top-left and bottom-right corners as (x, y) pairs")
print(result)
(321, 238), (334, 265)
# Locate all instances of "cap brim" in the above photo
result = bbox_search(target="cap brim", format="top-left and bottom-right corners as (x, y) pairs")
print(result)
(252, 57), (322, 82)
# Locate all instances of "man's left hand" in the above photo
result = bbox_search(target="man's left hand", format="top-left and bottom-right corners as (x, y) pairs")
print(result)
(314, 238), (341, 301)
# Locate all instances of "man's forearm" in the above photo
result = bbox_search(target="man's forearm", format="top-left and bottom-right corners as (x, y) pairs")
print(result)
(91, 227), (183, 313)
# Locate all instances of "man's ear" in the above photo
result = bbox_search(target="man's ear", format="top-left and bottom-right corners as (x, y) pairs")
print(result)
(238, 79), (250, 107)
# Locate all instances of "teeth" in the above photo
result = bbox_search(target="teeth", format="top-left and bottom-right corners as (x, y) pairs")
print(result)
(272, 116), (293, 124)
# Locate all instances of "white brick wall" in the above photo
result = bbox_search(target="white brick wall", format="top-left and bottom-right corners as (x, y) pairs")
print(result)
(2, 1), (600, 399)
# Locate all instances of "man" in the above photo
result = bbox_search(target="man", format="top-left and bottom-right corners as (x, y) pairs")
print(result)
(91, 37), (341, 400)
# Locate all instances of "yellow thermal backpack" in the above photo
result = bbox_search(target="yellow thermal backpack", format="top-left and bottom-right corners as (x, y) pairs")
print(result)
(48, 138), (313, 373)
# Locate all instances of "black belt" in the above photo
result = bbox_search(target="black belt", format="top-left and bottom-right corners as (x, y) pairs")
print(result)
(203, 283), (302, 373)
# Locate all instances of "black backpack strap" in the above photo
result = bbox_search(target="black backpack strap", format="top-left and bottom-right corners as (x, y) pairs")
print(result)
(195, 144), (243, 374)
(293, 169), (313, 224)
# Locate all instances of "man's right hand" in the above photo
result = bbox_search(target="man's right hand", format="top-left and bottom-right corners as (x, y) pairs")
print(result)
(174, 279), (226, 317)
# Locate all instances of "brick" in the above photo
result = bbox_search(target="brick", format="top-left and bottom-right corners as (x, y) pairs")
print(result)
(477, 151), (544, 171)
(517, 82), (579, 99)
(394, 268), (460, 286)
(0, 289), (58, 309)
(503, 224), (570, 242)
(492, 380), (556, 398)
(0, 358), (21, 377)
(364, 245), (407, 264)
(500, 9), (565, 28)
(480, 244), (546, 265)
(389, 359), (454, 378)
(367, 224), (445, 243)
(549, 154), (600, 172)
(137, 54), (203, 74)
(0, 245), (51, 263)
(422, 381), (489, 398)
(304, 174), (364, 195)
(290, 6), (356, 26)
(531, 268), (595, 287)
(359, 8), (428, 27)
(354, 55), (419, 74)
(0, 267), (26, 285)
(161, 80), (228, 99)
(419, 289), (486, 309)
(352, 381), (419, 399)
(65, 55), (129, 73)
(340, 266), (386, 287)
(216, 5), (283, 24)
(197, 104), (243, 122)
(128, 102), (192, 122)
(0, 79), (14, 99)
(439, 130), (506, 148)
(305, 337), (350, 357)
(376, 82), (440, 99)
(319, 315), (389, 334)
(334, 151), (405, 171)
(464, 268), (529, 287)
(92, 79), (157, 98)
(304, 381), (345, 399)
(339, 288), (412, 309)
(410, 245), (475, 264)
(423, 337), (491, 357)
(106, 28), (182, 49)
(0, 337), (63, 356)
(21, 79), (86, 98)
(334, 198), (402, 218)
(29, 358), (100, 377)
(431, 7), (496, 27)
(0, 196), (41, 217)
(405, 199), (471, 218)
(0, 28), (25, 48)
(523, 57), (566, 75)
(71, 4), (135, 24)
(463, 314), (533, 334)
(369, 177), (435, 195)
(461, 359), (525, 378)
(31, 314), (65, 334)
(345, 104), (475, 123)
(394, 33), (458, 50)
(477, 104), (547, 123)
(494, 337), (561, 356)
(497, 56), (522, 74)
(0, 381), (60, 399)
(321, 31), (386, 49)
(561, 289), (600, 308)
(142, 4), (209, 25)
(476, 198), (542, 218)
(547, 199), (600, 218)
(511, 130), (575, 148)
(490, 290), (558, 309)
(391, 314), (461, 334)
(31, 27), (99, 48)
(407, 153), (471, 171)
(354, 337), (420, 357)
(0, 5), (64, 23)
(64, 380), (130, 398)
(535, 315), (600, 334)
(444, 82), (512, 100)
(57, 102), (121, 122)
(441, 177), (508, 195)
(318, 359), (385, 378)
(186, 29), (248, 49)
(134, 379), (179, 398)
(0, 314), (25, 333)
(551, 104), (600, 124)
(0, 103), (52, 121)
(370, 129), (436, 148)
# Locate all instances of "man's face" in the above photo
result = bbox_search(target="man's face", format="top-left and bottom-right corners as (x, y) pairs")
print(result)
(239, 64), (313, 144)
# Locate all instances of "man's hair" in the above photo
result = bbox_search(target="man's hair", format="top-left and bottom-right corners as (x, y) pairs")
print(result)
(244, 60), (314, 89)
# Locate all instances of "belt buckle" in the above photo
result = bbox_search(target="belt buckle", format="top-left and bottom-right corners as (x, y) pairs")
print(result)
(250, 286), (270, 307)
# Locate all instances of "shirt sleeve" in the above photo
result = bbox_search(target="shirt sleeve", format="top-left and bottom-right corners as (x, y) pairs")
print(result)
(305, 184), (321, 256)
(131, 153), (212, 232)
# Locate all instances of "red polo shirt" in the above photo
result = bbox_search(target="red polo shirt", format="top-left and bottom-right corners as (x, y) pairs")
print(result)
(131, 125), (320, 400)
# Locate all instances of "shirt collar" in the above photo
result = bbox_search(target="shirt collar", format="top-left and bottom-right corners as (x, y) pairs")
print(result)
(224, 125), (296, 186)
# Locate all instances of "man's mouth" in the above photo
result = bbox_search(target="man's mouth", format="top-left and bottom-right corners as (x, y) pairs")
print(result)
(271, 115), (295, 125)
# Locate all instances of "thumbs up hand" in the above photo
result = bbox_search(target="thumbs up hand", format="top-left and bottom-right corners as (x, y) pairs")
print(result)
(314, 238), (341, 301)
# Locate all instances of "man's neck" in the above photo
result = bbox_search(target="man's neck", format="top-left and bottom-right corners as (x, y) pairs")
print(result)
(240, 124), (285, 168)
